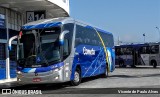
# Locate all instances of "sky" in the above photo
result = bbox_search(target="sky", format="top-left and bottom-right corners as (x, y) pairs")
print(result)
(70, 0), (160, 45)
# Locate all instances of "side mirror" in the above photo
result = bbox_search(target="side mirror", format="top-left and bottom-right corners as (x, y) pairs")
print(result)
(8, 31), (22, 51)
(59, 30), (69, 45)
(8, 35), (18, 51)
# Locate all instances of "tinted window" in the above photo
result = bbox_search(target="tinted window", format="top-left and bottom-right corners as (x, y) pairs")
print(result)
(62, 23), (74, 58)
(115, 48), (121, 55)
(0, 43), (5, 60)
(99, 31), (114, 47)
(150, 45), (159, 54)
(75, 25), (100, 46)
(115, 47), (133, 55)
(75, 25), (114, 47)
(140, 46), (150, 54)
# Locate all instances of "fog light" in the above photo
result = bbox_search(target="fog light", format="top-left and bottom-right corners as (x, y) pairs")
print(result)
(55, 76), (59, 80)
(17, 78), (21, 81)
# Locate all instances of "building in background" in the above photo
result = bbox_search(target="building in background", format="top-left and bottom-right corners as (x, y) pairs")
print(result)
(0, 0), (70, 83)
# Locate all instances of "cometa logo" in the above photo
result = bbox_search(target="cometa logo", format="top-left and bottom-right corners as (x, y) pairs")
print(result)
(83, 47), (95, 55)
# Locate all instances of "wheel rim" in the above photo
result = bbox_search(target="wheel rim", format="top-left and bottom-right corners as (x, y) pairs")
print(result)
(74, 71), (79, 82)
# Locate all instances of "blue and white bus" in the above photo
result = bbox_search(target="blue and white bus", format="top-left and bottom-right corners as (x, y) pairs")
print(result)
(115, 44), (144, 67)
(9, 17), (115, 86)
(115, 43), (159, 68)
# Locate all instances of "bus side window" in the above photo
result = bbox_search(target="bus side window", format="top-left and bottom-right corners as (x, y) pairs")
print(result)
(150, 45), (159, 54)
(116, 48), (121, 55)
(155, 45), (159, 53)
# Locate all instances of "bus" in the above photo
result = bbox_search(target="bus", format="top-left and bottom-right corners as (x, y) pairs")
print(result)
(140, 43), (160, 68)
(9, 17), (115, 86)
(115, 43), (159, 68)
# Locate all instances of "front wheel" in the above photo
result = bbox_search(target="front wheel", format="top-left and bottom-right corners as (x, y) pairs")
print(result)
(71, 68), (81, 86)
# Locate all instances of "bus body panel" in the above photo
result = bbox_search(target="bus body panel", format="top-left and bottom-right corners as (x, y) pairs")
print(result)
(70, 45), (106, 80)
(140, 54), (150, 65)
(70, 45), (115, 80)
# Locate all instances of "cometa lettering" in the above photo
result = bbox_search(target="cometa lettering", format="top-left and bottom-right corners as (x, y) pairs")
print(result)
(83, 47), (95, 55)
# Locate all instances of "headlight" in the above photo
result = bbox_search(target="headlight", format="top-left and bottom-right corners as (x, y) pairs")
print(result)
(52, 67), (63, 73)
(17, 71), (23, 78)
(17, 71), (22, 75)
(54, 68), (59, 72)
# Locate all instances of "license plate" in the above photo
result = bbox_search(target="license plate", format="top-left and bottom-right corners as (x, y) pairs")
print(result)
(32, 78), (41, 82)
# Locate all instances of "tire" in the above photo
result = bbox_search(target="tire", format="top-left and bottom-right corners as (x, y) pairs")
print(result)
(101, 64), (109, 78)
(119, 61), (125, 68)
(151, 61), (157, 68)
(71, 68), (81, 86)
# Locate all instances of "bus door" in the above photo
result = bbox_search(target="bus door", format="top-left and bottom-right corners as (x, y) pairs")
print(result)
(133, 47), (140, 66)
(125, 47), (133, 66)
(140, 46), (150, 65)
(119, 47), (126, 66)
(149, 45), (159, 66)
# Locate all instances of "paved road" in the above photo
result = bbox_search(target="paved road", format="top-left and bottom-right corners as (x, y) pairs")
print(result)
(71, 66), (160, 88)
(0, 66), (160, 97)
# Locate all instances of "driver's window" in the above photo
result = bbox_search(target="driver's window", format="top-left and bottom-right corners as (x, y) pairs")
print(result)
(62, 23), (74, 59)
(63, 39), (69, 57)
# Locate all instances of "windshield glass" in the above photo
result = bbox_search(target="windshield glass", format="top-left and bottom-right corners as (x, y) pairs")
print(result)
(18, 27), (61, 67)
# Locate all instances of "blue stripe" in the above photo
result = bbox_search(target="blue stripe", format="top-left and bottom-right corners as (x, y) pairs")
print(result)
(85, 25), (112, 34)
(22, 22), (62, 30)
(21, 68), (33, 73)
(18, 62), (64, 73)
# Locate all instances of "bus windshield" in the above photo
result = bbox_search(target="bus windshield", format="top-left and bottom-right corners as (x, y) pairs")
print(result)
(18, 27), (61, 67)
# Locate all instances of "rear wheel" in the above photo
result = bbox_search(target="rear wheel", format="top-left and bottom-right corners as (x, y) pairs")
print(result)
(71, 68), (81, 86)
(119, 61), (126, 68)
(151, 61), (157, 68)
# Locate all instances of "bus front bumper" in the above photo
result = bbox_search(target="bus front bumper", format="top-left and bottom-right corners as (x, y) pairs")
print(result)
(17, 67), (65, 84)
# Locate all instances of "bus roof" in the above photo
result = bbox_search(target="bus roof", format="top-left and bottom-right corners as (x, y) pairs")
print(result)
(115, 43), (149, 48)
(21, 17), (112, 35)
(22, 17), (70, 30)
